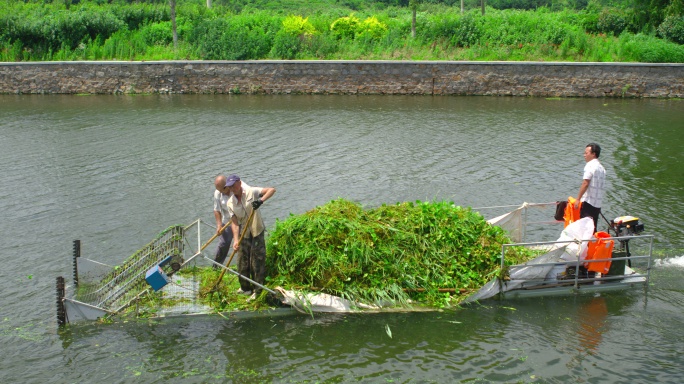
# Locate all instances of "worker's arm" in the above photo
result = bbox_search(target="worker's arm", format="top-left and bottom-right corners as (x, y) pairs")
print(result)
(231, 215), (240, 251)
(214, 211), (223, 235)
(252, 187), (276, 210)
(575, 179), (590, 208)
(260, 187), (276, 203)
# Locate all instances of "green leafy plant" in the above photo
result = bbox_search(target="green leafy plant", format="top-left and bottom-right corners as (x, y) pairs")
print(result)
(331, 14), (360, 39)
(658, 15), (684, 44)
(3, 2), (682, 64)
(270, 15), (317, 59)
(265, 199), (537, 307)
(281, 15), (316, 36)
(596, 7), (629, 36)
(356, 16), (388, 41)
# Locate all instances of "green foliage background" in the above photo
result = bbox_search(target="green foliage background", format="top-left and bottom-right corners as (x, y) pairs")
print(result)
(1, 0), (682, 62)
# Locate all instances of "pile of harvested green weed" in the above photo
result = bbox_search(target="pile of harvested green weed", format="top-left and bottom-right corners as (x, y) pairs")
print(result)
(266, 199), (536, 308)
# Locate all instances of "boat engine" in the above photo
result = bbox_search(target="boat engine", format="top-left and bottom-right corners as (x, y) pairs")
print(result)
(611, 215), (645, 237)
(609, 215), (645, 267)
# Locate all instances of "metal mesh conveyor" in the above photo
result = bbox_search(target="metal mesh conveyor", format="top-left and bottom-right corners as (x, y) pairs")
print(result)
(56, 225), (188, 323)
(77, 225), (184, 312)
(57, 219), (242, 324)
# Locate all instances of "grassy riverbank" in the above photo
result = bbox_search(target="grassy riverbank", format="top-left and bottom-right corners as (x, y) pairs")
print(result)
(1, 0), (683, 62)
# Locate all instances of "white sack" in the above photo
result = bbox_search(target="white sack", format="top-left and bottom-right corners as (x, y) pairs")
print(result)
(556, 217), (594, 262)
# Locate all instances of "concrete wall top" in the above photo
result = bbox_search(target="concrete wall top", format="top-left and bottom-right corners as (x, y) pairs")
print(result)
(1, 60), (682, 97)
(2, 60), (683, 67)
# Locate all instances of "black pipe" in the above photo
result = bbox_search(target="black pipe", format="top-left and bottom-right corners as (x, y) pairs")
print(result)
(72, 240), (80, 287)
(56, 276), (66, 326)
(599, 211), (616, 236)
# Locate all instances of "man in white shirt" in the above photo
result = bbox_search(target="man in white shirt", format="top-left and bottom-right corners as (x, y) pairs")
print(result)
(575, 143), (606, 232)
(212, 175), (234, 266)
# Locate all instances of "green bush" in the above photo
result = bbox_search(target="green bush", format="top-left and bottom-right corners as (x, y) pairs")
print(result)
(2, 1), (683, 63)
(281, 15), (317, 36)
(331, 14), (361, 39)
(356, 16), (388, 41)
(140, 21), (172, 46)
(544, 23), (570, 45)
(619, 33), (684, 63)
(270, 15), (318, 59)
(303, 32), (339, 58)
(1, 6), (124, 53)
(418, 12), (461, 42)
(580, 10), (601, 34)
(452, 13), (483, 47)
(100, 29), (148, 60)
(111, 2), (168, 30)
(189, 16), (273, 60)
(658, 15), (684, 45)
(270, 30), (301, 59)
(596, 8), (628, 36)
(0, 41), (24, 62)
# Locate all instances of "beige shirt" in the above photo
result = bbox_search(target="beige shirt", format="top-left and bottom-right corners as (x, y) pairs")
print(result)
(226, 182), (265, 237)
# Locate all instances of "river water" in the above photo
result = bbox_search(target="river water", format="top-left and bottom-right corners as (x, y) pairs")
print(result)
(1, 94), (682, 383)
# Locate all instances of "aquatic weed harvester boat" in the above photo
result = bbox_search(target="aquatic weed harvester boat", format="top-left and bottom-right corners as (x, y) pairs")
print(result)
(55, 200), (653, 324)
(466, 202), (652, 302)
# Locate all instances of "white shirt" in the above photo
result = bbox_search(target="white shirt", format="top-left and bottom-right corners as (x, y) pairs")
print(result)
(581, 158), (606, 208)
(213, 190), (232, 224)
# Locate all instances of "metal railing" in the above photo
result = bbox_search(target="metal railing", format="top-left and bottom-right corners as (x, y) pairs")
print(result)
(500, 234), (654, 292)
(474, 201), (560, 243)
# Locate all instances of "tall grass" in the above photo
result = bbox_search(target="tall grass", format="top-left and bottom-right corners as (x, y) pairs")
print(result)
(1, 1), (682, 62)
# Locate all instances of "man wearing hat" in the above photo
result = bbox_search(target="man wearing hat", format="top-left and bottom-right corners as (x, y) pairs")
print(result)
(224, 174), (276, 298)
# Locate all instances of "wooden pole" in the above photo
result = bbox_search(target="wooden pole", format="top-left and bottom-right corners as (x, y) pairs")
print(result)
(211, 209), (257, 290)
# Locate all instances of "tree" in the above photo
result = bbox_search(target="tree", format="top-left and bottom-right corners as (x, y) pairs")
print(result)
(629, 0), (683, 31)
(410, 0), (419, 38)
(170, 0), (177, 48)
(207, 0), (212, 8)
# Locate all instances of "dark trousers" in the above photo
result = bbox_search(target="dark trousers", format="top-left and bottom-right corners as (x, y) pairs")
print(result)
(580, 202), (601, 233)
(238, 231), (266, 294)
(213, 227), (234, 266)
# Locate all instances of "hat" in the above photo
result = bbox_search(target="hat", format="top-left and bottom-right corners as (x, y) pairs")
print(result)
(225, 174), (240, 187)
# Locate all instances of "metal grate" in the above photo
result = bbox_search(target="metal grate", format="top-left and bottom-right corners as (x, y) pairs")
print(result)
(75, 225), (185, 313)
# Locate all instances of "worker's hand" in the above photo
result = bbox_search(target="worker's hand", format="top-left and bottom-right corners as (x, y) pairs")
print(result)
(252, 199), (263, 210)
(574, 200), (580, 209)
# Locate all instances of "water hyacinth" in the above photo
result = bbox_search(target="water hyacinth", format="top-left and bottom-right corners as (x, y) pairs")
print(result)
(266, 199), (535, 308)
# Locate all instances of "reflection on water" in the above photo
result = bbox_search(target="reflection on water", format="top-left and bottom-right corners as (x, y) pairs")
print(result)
(575, 296), (608, 353)
(51, 293), (666, 383)
(1, 95), (683, 383)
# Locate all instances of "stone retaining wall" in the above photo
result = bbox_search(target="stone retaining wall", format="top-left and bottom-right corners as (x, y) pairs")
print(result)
(1, 60), (682, 98)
